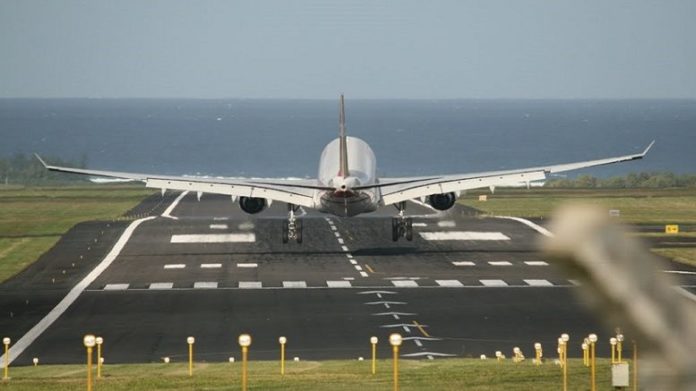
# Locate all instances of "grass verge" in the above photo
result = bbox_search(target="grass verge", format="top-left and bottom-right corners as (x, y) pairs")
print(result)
(0, 185), (153, 283)
(0, 358), (618, 391)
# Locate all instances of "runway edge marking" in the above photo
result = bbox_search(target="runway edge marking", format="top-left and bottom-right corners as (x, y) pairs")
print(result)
(0, 216), (156, 365)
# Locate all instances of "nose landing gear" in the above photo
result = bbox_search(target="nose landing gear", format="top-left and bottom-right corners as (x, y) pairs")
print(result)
(282, 204), (303, 244)
(391, 201), (413, 242)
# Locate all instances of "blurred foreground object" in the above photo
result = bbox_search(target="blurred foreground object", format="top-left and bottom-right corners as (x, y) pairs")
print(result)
(543, 203), (696, 390)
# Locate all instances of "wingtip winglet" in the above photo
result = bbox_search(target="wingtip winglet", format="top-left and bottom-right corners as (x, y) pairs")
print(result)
(642, 140), (656, 156)
(33, 153), (48, 168)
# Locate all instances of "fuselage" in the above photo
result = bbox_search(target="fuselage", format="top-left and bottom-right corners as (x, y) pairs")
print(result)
(316, 136), (380, 216)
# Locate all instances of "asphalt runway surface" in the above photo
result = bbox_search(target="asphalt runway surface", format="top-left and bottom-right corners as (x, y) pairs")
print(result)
(1, 192), (695, 365)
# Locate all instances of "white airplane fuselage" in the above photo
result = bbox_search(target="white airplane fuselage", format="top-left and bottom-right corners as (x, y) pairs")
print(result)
(316, 136), (380, 217)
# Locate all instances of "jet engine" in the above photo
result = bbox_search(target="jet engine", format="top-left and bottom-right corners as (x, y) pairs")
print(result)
(239, 197), (267, 214)
(428, 192), (456, 211)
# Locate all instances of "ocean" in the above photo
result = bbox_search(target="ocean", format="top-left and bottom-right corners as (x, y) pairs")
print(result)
(1, 99), (694, 179)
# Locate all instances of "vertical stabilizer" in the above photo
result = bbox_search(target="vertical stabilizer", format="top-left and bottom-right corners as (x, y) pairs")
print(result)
(338, 95), (349, 178)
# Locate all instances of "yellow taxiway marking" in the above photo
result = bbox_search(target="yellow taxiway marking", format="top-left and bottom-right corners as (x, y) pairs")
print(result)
(412, 320), (431, 337)
(364, 264), (375, 274)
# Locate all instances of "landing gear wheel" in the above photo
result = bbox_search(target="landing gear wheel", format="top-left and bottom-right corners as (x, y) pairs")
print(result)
(405, 218), (413, 241)
(392, 218), (399, 242)
(295, 219), (303, 244)
(282, 220), (289, 244)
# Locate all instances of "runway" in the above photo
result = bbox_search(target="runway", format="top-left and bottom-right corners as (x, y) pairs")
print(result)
(2, 192), (695, 365)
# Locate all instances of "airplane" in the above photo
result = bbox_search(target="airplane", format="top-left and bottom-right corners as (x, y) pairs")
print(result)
(36, 95), (654, 244)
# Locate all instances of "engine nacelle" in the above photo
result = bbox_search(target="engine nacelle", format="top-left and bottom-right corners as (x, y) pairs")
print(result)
(428, 192), (457, 211)
(239, 197), (267, 214)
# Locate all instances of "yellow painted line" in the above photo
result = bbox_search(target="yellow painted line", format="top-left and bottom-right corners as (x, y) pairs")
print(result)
(364, 264), (375, 274)
(412, 320), (431, 337)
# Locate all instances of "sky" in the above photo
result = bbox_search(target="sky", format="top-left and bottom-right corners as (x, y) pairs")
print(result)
(1, 0), (694, 99)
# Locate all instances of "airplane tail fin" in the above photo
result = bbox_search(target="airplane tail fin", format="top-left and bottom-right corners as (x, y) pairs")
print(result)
(338, 94), (349, 178)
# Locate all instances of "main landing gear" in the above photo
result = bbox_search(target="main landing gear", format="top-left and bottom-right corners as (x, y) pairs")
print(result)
(391, 201), (413, 242)
(282, 204), (303, 244)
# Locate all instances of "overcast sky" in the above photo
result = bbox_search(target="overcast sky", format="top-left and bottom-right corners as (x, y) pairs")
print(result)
(1, 0), (694, 99)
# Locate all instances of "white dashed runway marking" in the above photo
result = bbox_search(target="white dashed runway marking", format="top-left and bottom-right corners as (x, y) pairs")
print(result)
(194, 282), (218, 289)
(435, 280), (464, 287)
(391, 280), (419, 288)
(479, 279), (509, 287)
(200, 263), (222, 269)
(488, 261), (512, 266)
(239, 281), (262, 289)
(437, 220), (456, 227)
(524, 279), (553, 287)
(283, 281), (308, 288)
(236, 263), (258, 268)
(149, 282), (174, 290)
(525, 261), (549, 266)
(327, 280), (352, 288)
(103, 283), (129, 290)
(170, 233), (256, 243)
(163, 264), (186, 269)
(419, 231), (510, 241)
(209, 224), (228, 230)
(451, 261), (476, 266)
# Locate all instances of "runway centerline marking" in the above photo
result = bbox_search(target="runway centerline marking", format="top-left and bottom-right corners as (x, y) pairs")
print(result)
(419, 231), (511, 241)
(524, 279), (554, 287)
(452, 261), (476, 266)
(488, 261), (512, 266)
(437, 221), (456, 227)
(201, 263), (222, 269)
(525, 261), (549, 266)
(0, 215), (156, 366)
(209, 224), (228, 230)
(236, 263), (258, 268)
(480, 279), (509, 287)
(164, 264), (186, 269)
(171, 233), (255, 243)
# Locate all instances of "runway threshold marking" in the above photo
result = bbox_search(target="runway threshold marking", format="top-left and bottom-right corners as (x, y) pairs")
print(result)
(283, 281), (308, 288)
(412, 320), (431, 337)
(194, 282), (218, 289)
(480, 279), (509, 287)
(103, 283), (129, 290)
(209, 224), (228, 230)
(0, 216), (156, 366)
(524, 279), (553, 287)
(239, 281), (262, 289)
(391, 280), (419, 288)
(327, 280), (352, 288)
(149, 282), (174, 290)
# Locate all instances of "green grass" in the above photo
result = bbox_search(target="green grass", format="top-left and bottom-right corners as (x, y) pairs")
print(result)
(0, 185), (154, 283)
(0, 358), (621, 390)
(460, 188), (696, 224)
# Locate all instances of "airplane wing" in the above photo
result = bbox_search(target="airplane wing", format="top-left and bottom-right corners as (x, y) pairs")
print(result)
(377, 141), (655, 207)
(34, 154), (324, 208)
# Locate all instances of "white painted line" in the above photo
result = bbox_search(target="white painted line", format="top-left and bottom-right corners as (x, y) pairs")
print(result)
(103, 283), (129, 291)
(334, 232), (341, 238)
(209, 224), (228, 230)
(488, 261), (512, 266)
(149, 282), (174, 290)
(664, 270), (696, 275)
(401, 352), (456, 358)
(236, 263), (258, 268)
(392, 280), (419, 288)
(330, 225), (337, 231)
(419, 231), (510, 241)
(412, 222), (428, 227)
(171, 233), (256, 243)
(0, 216), (156, 365)
(327, 280), (352, 288)
(409, 199), (439, 212)
(355, 265), (363, 271)
(349, 259), (358, 265)
(676, 287), (696, 303)
(161, 191), (189, 220)
(525, 261), (549, 266)
(341, 245), (349, 252)
(480, 279), (509, 287)
(358, 291), (397, 295)
(283, 281), (307, 288)
(164, 264), (186, 269)
(380, 323), (419, 329)
(569, 279), (582, 286)
(495, 216), (553, 237)
(213, 217), (229, 221)
(365, 301), (406, 305)
(414, 339), (423, 347)
(343, 277), (355, 281)
(436, 280), (464, 287)
(524, 279), (554, 287)
(201, 263), (222, 269)
(194, 282), (218, 289)
(437, 220), (456, 227)
(346, 254), (354, 259)
(239, 281), (262, 289)
(360, 271), (369, 277)
(238, 222), (254, 230)
(338, 238), (344, 244)
(452, 261), (476, 266)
